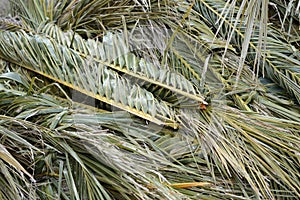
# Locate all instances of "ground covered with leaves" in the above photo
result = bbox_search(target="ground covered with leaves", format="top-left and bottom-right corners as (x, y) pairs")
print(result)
(0, 0), (299, 199)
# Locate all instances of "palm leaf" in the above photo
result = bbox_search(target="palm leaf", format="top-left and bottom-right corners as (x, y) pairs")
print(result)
(0, 78), (226, 199)
(160, 7), (300, 196)
(38, 23), (206, 104)
(0, 29), (180, 128)
(0, 16), (25, 31)
(194, 0), (300, 104)
(1, 1), (300, 199)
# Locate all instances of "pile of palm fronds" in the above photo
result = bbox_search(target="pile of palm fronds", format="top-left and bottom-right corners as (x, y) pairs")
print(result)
(0, 0), (299, 199)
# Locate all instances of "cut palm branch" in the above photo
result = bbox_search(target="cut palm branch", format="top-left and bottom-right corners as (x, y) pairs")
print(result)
(38, 23), (206, 104)
(0, 30), (180, 128)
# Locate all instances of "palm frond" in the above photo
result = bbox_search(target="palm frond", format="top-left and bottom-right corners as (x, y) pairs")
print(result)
(194, 0), (300, 104)
(0, 86), (183, 199)
(0, 16), (25, 31)
(160, 9), (300, 197)
(11, 0), (170, 36)
(0, 70), (247, 199)
(0, 29), (183, 127)
(1, 1), (300, 199)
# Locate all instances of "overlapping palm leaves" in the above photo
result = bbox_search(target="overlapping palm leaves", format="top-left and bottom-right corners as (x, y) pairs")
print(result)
(194, 0), (300, 103)
(0, 0), (300, 199)
(0, 62), (234, 200)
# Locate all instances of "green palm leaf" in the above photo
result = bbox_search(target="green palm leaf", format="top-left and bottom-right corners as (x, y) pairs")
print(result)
(0, 30), (180, 128)
(1, 0), (300, 199)
(39, 23), (206, 104)
(194, 0), (300, 104)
